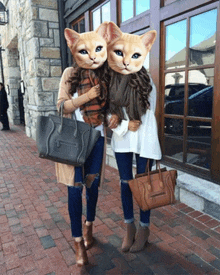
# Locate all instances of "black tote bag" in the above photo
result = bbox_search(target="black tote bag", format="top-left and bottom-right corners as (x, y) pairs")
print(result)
(36, 101), (101, 166)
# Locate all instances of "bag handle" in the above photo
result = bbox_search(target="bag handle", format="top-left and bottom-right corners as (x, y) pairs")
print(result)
(146, 160), (164, 188)
(58, 101), (78, 137)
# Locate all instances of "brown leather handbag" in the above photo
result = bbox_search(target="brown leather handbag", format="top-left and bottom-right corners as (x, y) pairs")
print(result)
(128, 161), (177, 211)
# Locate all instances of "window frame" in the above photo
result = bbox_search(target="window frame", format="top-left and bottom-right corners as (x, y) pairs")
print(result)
(120, 0), (150, 23)
(90, 0), (111, 31)
(71, 16), (85, 33)
(160, 2), (219, 181)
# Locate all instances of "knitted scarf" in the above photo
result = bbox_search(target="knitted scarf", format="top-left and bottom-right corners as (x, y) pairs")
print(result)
(109, 70), (145, 122)
(77, 69), (107, 127)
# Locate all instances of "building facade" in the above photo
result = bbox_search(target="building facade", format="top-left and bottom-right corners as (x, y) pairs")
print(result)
(0, 0), (220, 185)
(60, 0), (220, 184)
(0, 0), (62, 139)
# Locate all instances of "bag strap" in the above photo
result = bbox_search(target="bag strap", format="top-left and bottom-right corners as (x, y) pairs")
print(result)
(58, 101), (78, 137)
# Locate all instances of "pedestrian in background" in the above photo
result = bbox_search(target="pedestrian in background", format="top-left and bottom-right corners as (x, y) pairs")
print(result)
(0, 82), (10, 131)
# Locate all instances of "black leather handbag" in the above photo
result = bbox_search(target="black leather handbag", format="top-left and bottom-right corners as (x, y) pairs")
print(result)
(36, 101), (101, 166)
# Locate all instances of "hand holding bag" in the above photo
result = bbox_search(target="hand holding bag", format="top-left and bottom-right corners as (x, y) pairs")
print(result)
(128, 161), (177, 211)
(36, 101), (101, 166)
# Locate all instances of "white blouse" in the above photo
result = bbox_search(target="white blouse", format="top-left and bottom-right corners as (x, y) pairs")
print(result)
(73, 92), (104, 137)
(111, 79), (162, 160)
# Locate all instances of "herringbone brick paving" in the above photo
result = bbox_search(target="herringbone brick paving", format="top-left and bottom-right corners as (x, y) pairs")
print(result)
(1, 125), (220, 274)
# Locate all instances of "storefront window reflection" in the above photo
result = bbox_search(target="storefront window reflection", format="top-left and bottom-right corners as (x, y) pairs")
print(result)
(189, 9), (217, 67)
(187, 121), (212, 169)
(165, 20), (187, 69)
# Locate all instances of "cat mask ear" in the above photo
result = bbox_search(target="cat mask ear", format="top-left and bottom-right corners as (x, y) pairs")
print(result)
(95, 21), (109, 41)
(107, 21), (123, 43)
(141, 30), (157, 53)
(64, 28), (80, 47)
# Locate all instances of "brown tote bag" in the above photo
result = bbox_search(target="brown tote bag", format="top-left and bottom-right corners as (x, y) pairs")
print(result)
(128, 161), (177, 211)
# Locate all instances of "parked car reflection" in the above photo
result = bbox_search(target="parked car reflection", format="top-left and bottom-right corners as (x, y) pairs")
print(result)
(165, 83), (208, 102)
(165, 85), (213, 134)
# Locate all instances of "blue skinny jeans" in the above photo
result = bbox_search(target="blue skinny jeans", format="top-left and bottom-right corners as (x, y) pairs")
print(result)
(115, 152), (153, 226)
(68, 136), (104, 238)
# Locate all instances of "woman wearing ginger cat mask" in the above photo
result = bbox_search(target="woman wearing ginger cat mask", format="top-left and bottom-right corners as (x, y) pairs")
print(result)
(107, 22), (162, 253)
(55, 23), (115, 266)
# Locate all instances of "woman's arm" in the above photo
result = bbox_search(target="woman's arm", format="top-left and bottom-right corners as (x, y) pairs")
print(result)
(57, 67), (100, 114)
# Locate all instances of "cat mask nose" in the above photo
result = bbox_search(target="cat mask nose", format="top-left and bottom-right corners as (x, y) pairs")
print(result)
(90, 56), (96, 61)
(123, 61), (129, 67)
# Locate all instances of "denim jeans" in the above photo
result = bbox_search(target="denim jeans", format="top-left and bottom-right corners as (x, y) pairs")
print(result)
(68, 136), (104, 237)
(115, 152), (153, 226)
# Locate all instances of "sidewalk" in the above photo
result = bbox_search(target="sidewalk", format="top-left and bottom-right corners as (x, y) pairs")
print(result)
(1, 126), (220, 275)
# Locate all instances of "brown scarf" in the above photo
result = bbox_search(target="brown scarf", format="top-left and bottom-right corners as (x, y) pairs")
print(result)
(109, 70), (146, 122)
(77, 69), (107, 127)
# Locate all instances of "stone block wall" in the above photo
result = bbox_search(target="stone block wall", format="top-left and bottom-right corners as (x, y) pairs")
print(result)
(0, 0), (62, 139)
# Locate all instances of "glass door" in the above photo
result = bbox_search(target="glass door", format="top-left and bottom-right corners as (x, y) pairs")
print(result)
(162, 6), (218, 178)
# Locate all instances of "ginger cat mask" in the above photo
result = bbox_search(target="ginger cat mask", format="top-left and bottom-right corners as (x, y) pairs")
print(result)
(107, 22), (157, 75)
(64, 23), (108, 69)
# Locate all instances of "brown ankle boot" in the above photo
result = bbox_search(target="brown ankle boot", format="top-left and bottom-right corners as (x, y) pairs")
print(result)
(130, 226), (150, 253)
(74, 239), (89, 266)
(121, 223), (136, 252)
(83, 221), (94, 250)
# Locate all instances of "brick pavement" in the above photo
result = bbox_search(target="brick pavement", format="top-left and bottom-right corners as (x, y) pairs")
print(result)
(1, 125), (220, 274)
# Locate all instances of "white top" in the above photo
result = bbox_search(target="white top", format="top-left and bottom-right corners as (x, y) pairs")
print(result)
(73, 92), (104, 137)
(111, 79), (162, 160)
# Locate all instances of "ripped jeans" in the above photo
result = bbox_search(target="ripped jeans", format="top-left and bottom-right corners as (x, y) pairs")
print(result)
(68, 136), (104, 237)
(115, 152), (153, 227)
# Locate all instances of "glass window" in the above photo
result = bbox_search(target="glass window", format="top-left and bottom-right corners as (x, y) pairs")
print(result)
(165, 20), (187, 69)
(102, 2), (111, 22)
(121, 0), (150, 22)
(163, 8), (217, 175)
(188, 69), (214, 118)
(121, 0), (133, 22)
(186, 121), (212, 169)
(79, 18), (85, 33)
(73, 24), (78, 32)
(165, 72), (185, 115)
(136, 0), (150, 16)
(189, 9), (217, 67)
(92, 1), (111, 30)
(72, 17), (85, 33)
(164, 118), (183, 161)
(93, 8), (101, 30)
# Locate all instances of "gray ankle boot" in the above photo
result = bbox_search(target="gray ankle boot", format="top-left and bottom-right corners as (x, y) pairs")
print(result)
(121, 222), (136, 252)
(130, 226), (150, 253)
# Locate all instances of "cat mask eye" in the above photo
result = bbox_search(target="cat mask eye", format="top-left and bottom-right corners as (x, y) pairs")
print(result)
(64, 22), (108, 69)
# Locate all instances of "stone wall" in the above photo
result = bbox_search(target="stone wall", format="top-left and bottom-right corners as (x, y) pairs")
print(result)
(0, 0), (62, 139)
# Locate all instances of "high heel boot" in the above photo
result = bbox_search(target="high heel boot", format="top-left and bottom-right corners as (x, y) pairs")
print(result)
(130, 226), (150, 253)
(83, 221), (94, 250)
(121, 222), (136, 252)
(74, 239), (89, 266)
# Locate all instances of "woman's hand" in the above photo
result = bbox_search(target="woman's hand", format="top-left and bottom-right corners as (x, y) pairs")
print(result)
(87, 84), (100, 101)
(128, 120), (141, 132)
(108, 115), (119, 129)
